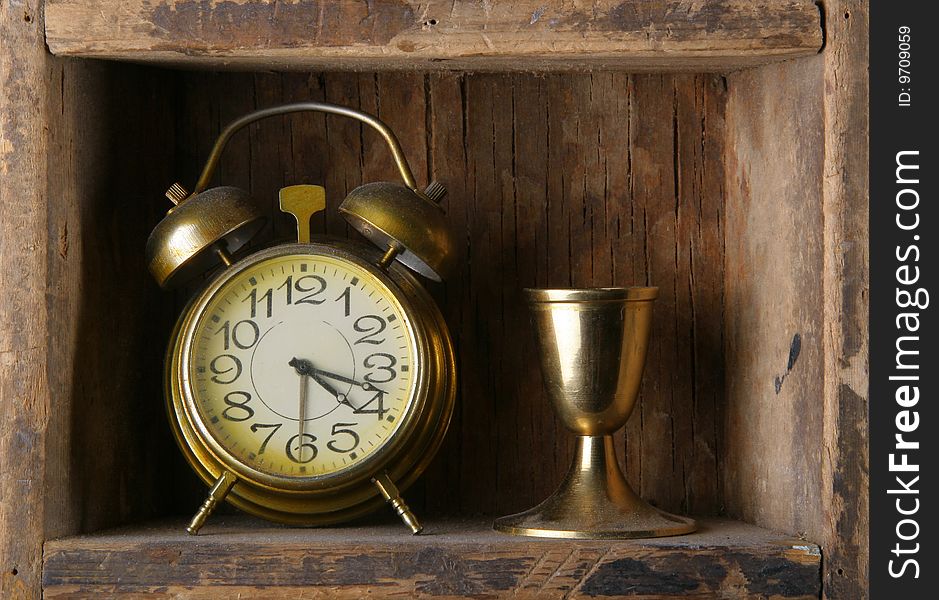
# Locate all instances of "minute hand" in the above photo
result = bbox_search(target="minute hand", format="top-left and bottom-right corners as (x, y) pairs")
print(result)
(313, 368), (379, 391)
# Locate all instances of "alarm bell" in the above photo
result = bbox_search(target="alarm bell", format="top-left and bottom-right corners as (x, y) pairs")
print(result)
(340, 180), (454, 282)
(146, 184), (266, 289)
(145, 102), (455, 288)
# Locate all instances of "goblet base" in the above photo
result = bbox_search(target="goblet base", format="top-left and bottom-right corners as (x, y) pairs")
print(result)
(493, 436), (696, 539)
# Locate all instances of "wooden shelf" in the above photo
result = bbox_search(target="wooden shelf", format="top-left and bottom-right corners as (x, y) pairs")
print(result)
(44, 0), (823, 72)
(42, 517), (820, 598)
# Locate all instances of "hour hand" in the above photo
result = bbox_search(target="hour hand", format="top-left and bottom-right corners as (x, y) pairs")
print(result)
(311, 372), (344, 403)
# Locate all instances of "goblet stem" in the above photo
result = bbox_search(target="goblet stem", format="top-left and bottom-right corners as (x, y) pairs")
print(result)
(494, 435), (694, 539)
(570, 436), (636, 502)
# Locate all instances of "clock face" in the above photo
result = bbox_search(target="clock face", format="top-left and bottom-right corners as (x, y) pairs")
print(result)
(184, 252), (419, 480)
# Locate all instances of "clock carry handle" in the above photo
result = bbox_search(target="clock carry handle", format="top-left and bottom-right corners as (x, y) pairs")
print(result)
(190, 101), (455, 281)
(191, 102), (420, 195)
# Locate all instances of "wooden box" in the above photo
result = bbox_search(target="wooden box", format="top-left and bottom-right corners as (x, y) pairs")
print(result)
(1, 1), (867, 598)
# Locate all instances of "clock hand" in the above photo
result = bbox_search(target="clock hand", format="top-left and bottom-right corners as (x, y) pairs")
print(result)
(289, 357), (361, 408)
(310, 367), (380, 392)
(289, 358), (317, 462)
(310, 371), (348, 405)
(297, 365), (309, 462)
(310, 368), (391, 415)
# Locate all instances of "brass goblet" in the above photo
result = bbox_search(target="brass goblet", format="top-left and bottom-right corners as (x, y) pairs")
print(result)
(494, 287), (696, 539)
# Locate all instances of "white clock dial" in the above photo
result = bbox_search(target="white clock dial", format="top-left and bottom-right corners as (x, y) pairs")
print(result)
(187, 253), (418, 478)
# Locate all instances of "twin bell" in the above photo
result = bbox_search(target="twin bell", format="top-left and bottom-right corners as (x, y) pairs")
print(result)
(145, 102), (455, 289)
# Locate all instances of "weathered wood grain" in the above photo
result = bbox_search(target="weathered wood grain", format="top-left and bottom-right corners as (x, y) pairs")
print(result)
(44, 62), (182, 534)
(723, 59), (826, 537)
(42, 517), (821, 599)
(1, 3), (53, 598)
(166, 71), (728, 518)
(819, 1), (869, 598)
(722, 5), (870, 599)
(2, 5), (180, 599)
(44, 0), (823, 72)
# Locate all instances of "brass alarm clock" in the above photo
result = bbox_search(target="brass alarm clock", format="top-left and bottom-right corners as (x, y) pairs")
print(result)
(145, 103), (456, 535)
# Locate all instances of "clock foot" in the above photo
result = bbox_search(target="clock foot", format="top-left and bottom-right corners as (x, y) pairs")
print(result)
(187, 471), (237, 535)
(372, 473), (422, 535)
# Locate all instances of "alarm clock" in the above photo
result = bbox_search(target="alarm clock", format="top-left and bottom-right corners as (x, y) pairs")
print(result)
(145, 103), (457, 535)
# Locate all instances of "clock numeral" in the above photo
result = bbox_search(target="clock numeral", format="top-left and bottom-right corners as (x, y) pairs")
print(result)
(276, 276), (293, 305)
(222, 391), (254, 422)
(209, 354), (242, 384)
(249, 422), (282, 455)
(295, 274), (328, 305)
(326, 422), (361, 453)
(286, 433), (318, 464)
(363, 352), (397, 384)
(243, 287), (273, 319)
(279, 275), (328, 306)
(336, 286), (352, 317)
(353, 315), (387, 345)
(351, 390), (390, 420)
(217, 319), (260, 350)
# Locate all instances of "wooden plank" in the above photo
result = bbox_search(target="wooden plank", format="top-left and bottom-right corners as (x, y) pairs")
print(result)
(417, 72), (469, 515)
(819, 1), (869, 598)
(722, 6), (871, 599)
(631, 74), (682, 510)
(674, 74), (726, 514)
(590, 72), (634, 476)
(1, 2), (53, 597)
(45, 62), (181, 537)
(42, 517), (821, 599)
(2, 4), (179, 598)
(723, 57), (826, 537)
(622, 74), (727, 516)
(44, 0), (823, 72)
(463, 73), (515, 514)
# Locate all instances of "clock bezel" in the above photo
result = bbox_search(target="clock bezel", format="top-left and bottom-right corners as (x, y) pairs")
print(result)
(165, 239), (456, 525)
(180, 243), (425, 490)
